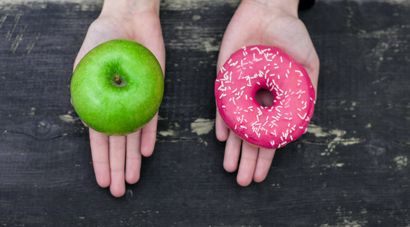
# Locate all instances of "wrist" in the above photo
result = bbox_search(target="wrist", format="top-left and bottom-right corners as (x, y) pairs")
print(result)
(100, 0), (160, 18)
(242, 0), (299, 17)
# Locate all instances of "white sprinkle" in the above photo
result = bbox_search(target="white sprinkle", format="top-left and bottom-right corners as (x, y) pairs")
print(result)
(297, 113), (307, 120)
(302, 102), (307, 110)
(295, 70), (303, 77)
(250, 46), (262, 54)
(229, 61), (238, 66)
(253, 53), (263, 62)
(272, 54), (276, 61)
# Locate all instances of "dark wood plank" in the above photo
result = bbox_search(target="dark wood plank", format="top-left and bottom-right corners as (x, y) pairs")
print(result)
(0, 0), (409, 226)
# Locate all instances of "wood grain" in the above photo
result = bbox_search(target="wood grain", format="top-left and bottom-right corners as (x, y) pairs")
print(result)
(0, 0), (409, 226)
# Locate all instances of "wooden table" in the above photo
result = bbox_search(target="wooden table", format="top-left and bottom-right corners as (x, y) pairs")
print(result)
(0, 0), (409, 226)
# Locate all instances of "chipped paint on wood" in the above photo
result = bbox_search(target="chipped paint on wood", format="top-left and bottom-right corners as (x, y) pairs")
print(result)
(190, 118), (214, 135)
(59, 114), (76, 123)
(308, 124), (363, 155)
(159, 129), (176, 137)
(393, 155), (408, 170)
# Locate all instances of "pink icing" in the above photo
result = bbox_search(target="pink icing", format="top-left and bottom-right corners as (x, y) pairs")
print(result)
(215, 45), (316, 149)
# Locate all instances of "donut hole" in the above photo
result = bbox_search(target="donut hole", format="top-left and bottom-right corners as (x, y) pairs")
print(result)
(255, 88), (274, 107)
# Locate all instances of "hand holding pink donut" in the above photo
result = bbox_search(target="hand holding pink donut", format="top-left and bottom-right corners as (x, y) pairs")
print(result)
(215, 0), (320, 186)
(215, 45), (316, 149)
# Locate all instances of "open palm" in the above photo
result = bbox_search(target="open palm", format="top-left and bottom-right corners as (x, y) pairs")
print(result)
(73, 11), (165, 197)
(216, 0), (319, 186)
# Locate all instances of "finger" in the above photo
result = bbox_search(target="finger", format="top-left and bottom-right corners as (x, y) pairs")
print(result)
(109, 136), (126, 197)
(223, 132), (242, 172)
(89, 129), (110, 188)
(215, 110), (229, 141)
(253, 148), (276, 183)
(141, 114), (158, 157)
(237, 142), (258, 187)
(125, 131), (142, 184)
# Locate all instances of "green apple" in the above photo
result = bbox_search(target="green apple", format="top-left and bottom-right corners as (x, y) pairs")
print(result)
(70, 39), (164, 135)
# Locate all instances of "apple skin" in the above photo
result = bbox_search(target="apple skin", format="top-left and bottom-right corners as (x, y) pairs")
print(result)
(70, 39), (164, 135)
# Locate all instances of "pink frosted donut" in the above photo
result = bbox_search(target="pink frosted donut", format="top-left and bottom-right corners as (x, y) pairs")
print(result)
(215, 45), (316, 149)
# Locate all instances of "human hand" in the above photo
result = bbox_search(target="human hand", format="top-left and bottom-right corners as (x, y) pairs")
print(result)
(73, 0), (165, 197)
(215, 0), (319, 186)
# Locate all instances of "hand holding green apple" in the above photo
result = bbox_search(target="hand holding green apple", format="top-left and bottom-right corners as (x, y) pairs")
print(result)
(71, 39), (164, 135)
(72, 0), (165, 197)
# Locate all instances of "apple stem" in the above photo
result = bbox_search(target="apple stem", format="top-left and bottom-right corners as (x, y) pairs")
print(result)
(114, 74), (122, 86)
